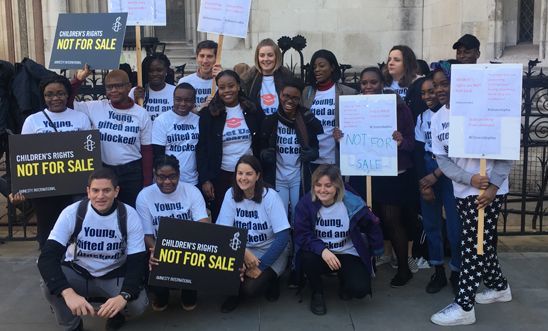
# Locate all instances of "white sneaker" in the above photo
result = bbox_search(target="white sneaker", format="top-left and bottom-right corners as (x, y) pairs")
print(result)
(408, 257), (419, 273)
(475, 285), (512, 304)
(430, 303), (476, 326)
(375, 255), (391, 266)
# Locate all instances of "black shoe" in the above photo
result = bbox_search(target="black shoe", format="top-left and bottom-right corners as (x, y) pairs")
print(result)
(181, 290), (197, 311)
(450, 271), (460, 295)
(220, 295), (240, 313)
(105, 313), (125, 330)
(390, 270), (413, 288)
(310, 292), (326, 315)
(426, 268), (448, 294)
(338, 289), (352, 301)
(71, 319), (83, 331)
(287, 269), (302, 289)
(265, 278), (280, 302)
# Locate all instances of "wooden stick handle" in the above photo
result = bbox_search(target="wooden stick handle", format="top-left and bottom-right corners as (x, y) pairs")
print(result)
(210, 34), (224, 96)
(477, 158), (487, 255)
(366, 176), (372, 207)
(135, 25), (143, 106)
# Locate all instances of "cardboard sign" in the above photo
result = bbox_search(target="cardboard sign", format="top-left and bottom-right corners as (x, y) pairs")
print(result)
(108, 0), (166, 26)
(49, 13), (127, 69)
(148, 218), (247, 295)
(339, 94), (398, 176)
(197, 0), (252, 38)
(9, 130), (102, 198)
(449, 64), (522, 160)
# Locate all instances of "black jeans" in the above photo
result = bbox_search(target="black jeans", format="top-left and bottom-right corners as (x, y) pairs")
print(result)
(103, 159), (143, 208)
(301, 250), (371, 298)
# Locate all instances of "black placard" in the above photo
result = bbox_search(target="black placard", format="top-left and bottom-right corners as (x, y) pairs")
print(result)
(148, 218), (247, 295)
(9, 130), (102, 198)
(49, 13), (127, 69)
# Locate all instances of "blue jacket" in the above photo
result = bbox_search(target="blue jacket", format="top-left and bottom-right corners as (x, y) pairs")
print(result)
(294, 185), (384, 274)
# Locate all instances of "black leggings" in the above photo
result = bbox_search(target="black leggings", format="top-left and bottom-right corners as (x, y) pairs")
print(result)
(33, 195), (76, 249)
(301, 250), (371, 298)
(374, 203), (410, 275)
(239, 267), (277, 298)
(103, 160), (143, 208)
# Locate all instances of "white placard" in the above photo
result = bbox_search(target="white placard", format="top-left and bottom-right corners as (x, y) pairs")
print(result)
(449, 64), (522, 160)
(197, 0), (251, 38)
(339, 95), (398, 176)
(108, 0), (166, 26)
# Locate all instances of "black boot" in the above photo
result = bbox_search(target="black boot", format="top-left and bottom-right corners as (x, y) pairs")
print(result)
(310, 292), (326, 315)
(220, 295), (240, 313)
(265, 277), (280, 302)
(426, 265), (448, 293)
(105, 313), (125, 330)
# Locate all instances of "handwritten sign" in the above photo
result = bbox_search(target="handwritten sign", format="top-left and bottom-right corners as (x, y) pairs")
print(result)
(449, 64), (522, 160)
(197, 0), (252, 38)
(49, 13), (127, 69)
(339, 95), (398, 176)
(108, 0), (166, 26)
(9, 130), (102, 198)
(149, 218), (247, 295)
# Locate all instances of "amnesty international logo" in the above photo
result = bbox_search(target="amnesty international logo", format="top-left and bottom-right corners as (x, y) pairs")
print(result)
(229, 232), (241, 251)
(83, 134), (96, 152)
(112, 16), (123, 33)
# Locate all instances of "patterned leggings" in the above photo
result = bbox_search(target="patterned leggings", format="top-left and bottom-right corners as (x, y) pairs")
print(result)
(455, 195), (508, 311)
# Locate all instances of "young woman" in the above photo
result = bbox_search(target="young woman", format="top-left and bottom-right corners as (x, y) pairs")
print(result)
(9, 75), (91, 249)
(140, 155), (209, 312)
(294, 165), (383, 315)
(241, 38), (293, 115)
(152, 83), (200, 185)
(260, 77), (323, 222)
(414, 76), (461, 294)
(335, 67), (416, 287)
(216, 155), (290, 312)
(302, 49), (357, 168)
(129, 53), (175, 121)
(430, 61), (512, 326)
(383, 45), (419, 100)
(197, 70), (264, 221)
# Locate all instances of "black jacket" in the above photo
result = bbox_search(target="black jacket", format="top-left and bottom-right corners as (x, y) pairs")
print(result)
(241, 66), (293, 113)
(12, 58), (57, 119)
(260, 106), (323, 193)
(197, 99), (264, 185)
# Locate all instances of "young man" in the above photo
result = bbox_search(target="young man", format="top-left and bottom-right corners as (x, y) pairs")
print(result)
(73, 69), (153, 207)
(453, 34), (481, 64)
(177, 40), (222, 111)
(38, 168), (148, 331)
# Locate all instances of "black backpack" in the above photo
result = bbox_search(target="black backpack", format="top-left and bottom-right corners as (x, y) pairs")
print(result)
(69, 198), (128, 257)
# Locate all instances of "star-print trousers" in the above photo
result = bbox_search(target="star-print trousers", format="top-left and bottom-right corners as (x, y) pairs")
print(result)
(454, 194), (508, 311)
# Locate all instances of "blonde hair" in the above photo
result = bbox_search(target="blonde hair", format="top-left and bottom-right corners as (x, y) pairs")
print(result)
(254, 38), (282, 74)
(310, 165), (345, 203)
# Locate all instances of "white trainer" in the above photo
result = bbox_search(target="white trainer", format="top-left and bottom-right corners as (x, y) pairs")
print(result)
(408, 256), (419, 273)
(431, 303), (476, 326)
(475, 285), (512, 304)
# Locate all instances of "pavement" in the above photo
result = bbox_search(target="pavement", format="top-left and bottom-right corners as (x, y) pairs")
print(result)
(1, 241), (548, 331)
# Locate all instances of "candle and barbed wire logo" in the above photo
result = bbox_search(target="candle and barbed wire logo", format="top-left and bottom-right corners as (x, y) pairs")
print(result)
(229, 232), (241, 251)
(83, 134), (96, 152)
(112, 16), (122, 32)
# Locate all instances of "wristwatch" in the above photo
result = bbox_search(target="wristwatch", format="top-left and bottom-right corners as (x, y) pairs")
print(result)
(120, 291), (132, 301)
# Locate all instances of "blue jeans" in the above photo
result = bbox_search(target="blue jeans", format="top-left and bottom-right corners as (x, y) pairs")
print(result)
(420, 154), (461, 271)
(276, 175), (301, 225)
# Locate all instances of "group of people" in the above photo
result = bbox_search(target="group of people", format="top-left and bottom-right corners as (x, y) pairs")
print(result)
(10, 32), (514, 330)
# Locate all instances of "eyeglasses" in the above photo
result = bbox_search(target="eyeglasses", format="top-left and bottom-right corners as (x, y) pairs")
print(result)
(156, 174), (179, 181)
(44, 92), (68, 99)
(282, 93), (301, 103)
(105, 82), (130, 91)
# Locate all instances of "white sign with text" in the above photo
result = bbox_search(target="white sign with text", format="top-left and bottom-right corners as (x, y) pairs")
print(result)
(108, 0), (166, 26)
(197, 0), (251, 38)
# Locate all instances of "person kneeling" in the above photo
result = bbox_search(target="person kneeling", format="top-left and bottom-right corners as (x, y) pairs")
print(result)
(38, 168), (148, 331)
(294, 165), (383, 315)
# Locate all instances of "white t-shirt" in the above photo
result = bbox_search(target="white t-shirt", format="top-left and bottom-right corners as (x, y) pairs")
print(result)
(136, 183), (208, 237)
(21, 108), (91, 134)
(217, 188), (290, 250)
(74, 100), (152, 165)
(310, 85), (336, 164)
(48, 200), (145, 277)
(276, 121), (301, 182)
(178, 73), (212, 110)
(389, 81), (408, 99)
(431, 105), (509, 198)
(221, 104), (252, 172)
(414, 109), (435, 153)
(129, 84), (175, 121)
(315, 201), (358, 256)
(260, 76), (279, 115)
(152, 110), (200, 185)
